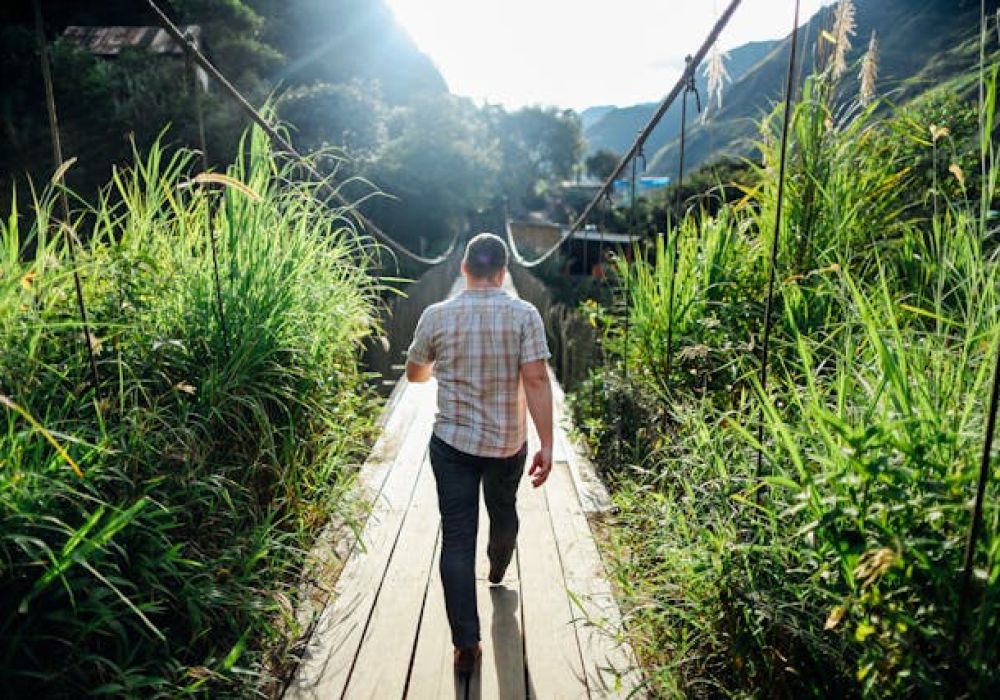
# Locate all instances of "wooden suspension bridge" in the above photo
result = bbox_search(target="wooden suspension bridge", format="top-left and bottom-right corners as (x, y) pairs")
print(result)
(285, 275), (642, 699)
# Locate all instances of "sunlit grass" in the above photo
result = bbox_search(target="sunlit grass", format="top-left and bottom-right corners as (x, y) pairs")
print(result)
(571, 65), (999, 695)
(0, 125), (382, 695)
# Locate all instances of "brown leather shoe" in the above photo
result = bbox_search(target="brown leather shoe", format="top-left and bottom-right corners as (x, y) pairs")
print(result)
(453, 643), (482, 675)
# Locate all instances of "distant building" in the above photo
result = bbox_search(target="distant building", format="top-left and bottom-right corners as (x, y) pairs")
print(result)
(613, 176), (671, 204)
(62, 25), (209, 91)
(507, 220), (640, 277)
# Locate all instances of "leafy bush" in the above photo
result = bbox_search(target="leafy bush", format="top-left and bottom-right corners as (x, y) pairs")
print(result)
(573, 65), (999, 696)
(0, 128), (380, 695)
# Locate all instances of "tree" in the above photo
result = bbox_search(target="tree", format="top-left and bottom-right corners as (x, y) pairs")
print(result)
(361, 95), (500, 254)
(277, 80), (388, 160)
(488, 105), (584, 209)
(585, 149), (620, 181)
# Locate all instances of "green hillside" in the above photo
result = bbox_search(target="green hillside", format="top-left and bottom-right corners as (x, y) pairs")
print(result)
(582, 39), (779, 159)
(646, 0), (995, 174)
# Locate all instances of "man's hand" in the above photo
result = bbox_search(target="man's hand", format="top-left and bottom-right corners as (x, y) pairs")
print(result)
(529, 447), (552, 488)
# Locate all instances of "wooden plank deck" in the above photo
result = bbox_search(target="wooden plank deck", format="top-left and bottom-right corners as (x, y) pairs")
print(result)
(286, 276), (642, 699)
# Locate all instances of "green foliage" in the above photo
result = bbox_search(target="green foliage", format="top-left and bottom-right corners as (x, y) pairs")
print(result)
(277, 80), (388, 160)
(572, 58), (999, 696)
(0, 129), (380, 695)
(585, 149), (620, 181)
(490, 105), (584, 206)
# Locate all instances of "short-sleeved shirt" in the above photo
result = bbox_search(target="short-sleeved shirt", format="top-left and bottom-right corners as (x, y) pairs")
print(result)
(406, 287), (551, 458)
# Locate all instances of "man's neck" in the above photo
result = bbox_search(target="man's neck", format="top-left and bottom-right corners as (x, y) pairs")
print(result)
(464, 276), (502, 290)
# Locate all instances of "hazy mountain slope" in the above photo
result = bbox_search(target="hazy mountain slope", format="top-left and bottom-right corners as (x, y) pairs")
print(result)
(646, 0), (994, 175)
(257, 0), (447, 104)
(580, 105), (616, 131)
(582, 39), (779, 158)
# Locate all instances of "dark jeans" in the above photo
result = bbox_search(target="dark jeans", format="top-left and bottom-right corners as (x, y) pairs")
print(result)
(429, 433), (527, 648)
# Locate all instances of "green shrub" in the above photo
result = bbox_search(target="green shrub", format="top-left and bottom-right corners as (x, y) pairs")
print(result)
(0, 128), (380, 695)
(573, 65), (998, 696)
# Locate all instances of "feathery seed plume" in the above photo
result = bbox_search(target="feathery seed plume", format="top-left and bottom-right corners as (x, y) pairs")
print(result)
(831, 0), (856, 81)
(703, 45), (730, 123)
(859, 31), (878, 105)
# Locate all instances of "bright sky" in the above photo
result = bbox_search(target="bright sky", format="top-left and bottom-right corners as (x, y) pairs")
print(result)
(384, 0), (834, 110)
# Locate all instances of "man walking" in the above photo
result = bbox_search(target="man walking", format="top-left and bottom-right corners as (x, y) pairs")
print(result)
(405, 232), (553, 676)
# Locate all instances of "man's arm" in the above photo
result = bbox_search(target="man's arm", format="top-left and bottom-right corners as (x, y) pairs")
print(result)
(405, 308), (435, 383)
(521, 359), (553, 487)
(406, 361), (433, 383)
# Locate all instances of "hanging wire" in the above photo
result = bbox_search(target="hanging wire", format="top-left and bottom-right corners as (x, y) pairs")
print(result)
(590, 193), (612, 415)
(144, 0), (457, 267)
(955, 0), (994, 650)
(624, 145), (645, 380)
(184, 30), (210, 172)
(599, 192), (610, 288)
(664, 56), (701, 384)
(180, 47), (231, 357)
(956, 332), (1000, 647)
(755, 0), (802, 481)
(507, 0), (745, 269)
(32, 0), (101, 398)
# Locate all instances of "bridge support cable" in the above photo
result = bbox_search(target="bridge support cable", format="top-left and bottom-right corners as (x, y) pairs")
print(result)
(507, 0), (744, 269)
(664, 56), (701, 386)
(32, 0), (101, 397)
(755, 0), (802, 485)
(956, 331), (1000, 648)
(143, 0), (457, 267)
(955, 0), (995, 651)
(623, 146), (645, 381)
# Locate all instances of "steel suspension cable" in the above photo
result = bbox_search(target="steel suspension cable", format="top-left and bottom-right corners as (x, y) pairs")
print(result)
(508, 0), (744, 269)
(32, 0), (101, 397)
(956, 331), (1000, 647)
(955, 0), (995, 650)
(664, 57), (701, 385)
(144, 0), (457, 267)
(755, 0), (801, 481)
(623, 148), (644, 380)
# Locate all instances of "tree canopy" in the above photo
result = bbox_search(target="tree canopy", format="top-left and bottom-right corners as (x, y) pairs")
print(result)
(0, 0), (584, 256)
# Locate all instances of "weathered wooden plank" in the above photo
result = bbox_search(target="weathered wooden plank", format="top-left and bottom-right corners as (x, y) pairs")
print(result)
(343, 454), (440, 699)
(373, 382), (437, 509)
(359, 380), (423, 494)
(519, 505), (589, 700)
(544, 453), (642, 698)
(405, 539), (458, 699)
(548, 368), (614, 515)
(286, 390), (436, 699)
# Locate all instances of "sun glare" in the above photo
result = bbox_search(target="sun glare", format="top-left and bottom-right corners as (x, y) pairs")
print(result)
(384, 0), (834, 110)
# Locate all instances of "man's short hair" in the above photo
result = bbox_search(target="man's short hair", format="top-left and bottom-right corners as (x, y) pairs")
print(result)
(463, 232), (508, 279)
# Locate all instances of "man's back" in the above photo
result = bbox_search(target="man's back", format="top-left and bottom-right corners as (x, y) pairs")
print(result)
(404, 233), (553, 671)
(407, 286), (549, 458)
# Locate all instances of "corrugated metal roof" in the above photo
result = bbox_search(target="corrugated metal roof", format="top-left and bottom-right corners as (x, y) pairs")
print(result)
(62, 25), (201, 57)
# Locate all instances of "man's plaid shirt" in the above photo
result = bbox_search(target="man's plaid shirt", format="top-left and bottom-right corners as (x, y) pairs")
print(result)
(406, 287), (551, 458)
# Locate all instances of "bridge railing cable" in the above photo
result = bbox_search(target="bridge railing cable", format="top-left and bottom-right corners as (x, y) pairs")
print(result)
(507, 0), (744, 269)
(32, 0), (101, 397)
(754, 0), (801, 489)
(144, 0), (457, 268)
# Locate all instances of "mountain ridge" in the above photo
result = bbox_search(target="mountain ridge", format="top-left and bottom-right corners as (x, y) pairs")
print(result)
(582, 38), (779, 161)
(645, 0), (994, 174)
(579, 0), (995, 176)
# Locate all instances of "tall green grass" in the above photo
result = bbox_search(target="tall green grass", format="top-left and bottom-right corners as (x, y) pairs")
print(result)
(572, 64), (998, 695)
(1, 126), (380, 695)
